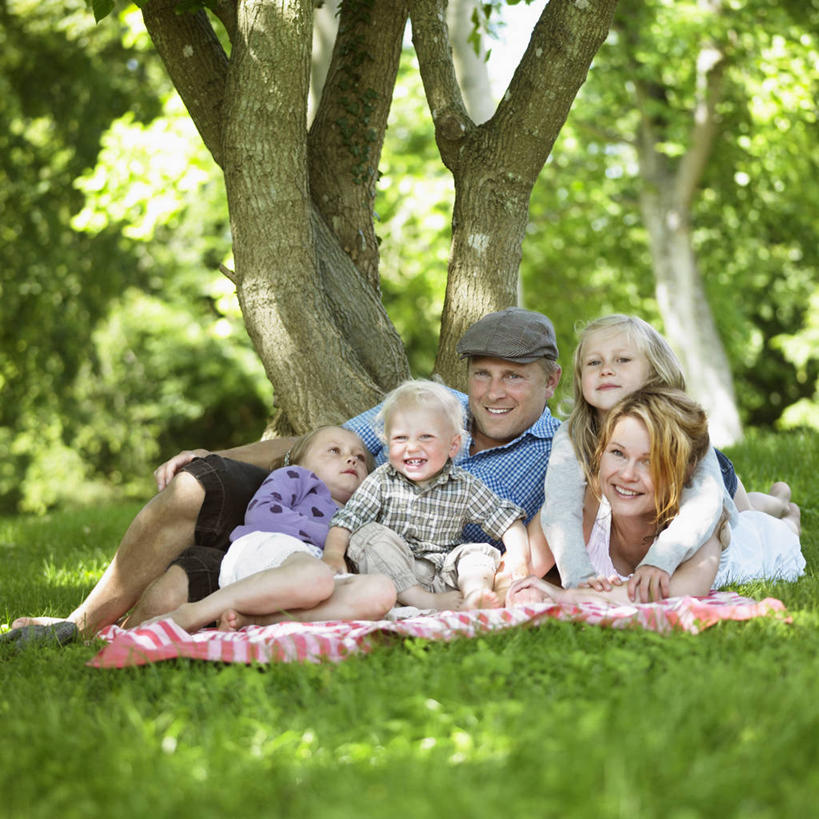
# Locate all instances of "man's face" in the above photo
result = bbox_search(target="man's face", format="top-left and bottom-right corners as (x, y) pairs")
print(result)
(467, 356), (560, 450)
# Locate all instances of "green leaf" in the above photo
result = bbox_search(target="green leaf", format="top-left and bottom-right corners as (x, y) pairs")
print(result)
(90, 0), (115, 23)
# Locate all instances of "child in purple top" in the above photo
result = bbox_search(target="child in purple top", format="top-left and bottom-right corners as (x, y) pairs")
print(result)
(145, 426), (396, 632)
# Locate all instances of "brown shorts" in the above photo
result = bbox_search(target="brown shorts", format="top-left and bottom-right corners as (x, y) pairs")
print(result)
(169, 454), (269, 602)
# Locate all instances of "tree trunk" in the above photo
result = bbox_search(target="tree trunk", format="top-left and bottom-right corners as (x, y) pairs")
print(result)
(142, 0), (618, 431)
(143, 0), (410, 436)
(447, 0), (495, 124)
(624, 0), (743, 444)
(411, 0), (620, 389)
(639, 185), (743, 445)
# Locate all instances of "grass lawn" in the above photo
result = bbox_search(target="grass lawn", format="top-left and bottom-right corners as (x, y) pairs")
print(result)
(1, 431), (818, 819)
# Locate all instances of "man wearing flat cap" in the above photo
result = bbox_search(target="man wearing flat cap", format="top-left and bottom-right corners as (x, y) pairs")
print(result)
(14, 308), (562, 634)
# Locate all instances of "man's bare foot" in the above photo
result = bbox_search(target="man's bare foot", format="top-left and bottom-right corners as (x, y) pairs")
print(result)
(12, 615), (69, 629)
(461, 589), (502, 610)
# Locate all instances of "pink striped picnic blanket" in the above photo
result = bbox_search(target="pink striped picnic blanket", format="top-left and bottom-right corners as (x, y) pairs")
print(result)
(87, 591), (787, 668)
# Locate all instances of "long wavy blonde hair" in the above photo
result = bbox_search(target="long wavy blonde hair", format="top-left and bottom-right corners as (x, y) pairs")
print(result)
(593, 386), (710, 534)
(567, 315), (686, 486)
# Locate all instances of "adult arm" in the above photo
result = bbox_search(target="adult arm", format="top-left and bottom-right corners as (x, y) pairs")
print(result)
(540, 425), (598, 586)
(636, 447), (727, 573)
(154, 438), (297, 491)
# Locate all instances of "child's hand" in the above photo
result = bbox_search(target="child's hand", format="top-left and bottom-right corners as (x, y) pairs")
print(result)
(322, 553), (347, 575)
(577, 575), (622, 592)
(627, 565), (670, 602)
(506, 576), (552, 607)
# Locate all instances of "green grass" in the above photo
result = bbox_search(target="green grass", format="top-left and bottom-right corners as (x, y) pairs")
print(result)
(1, 431), (818, 819)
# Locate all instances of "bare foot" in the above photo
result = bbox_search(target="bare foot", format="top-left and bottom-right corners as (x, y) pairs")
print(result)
(770, 481), (791, 502)
(12, 615), (69, 629)
(218, 609), (247, 632)
(748, 482), (792, 519)
(783, 502), (801, 537)
(461, 589), (501, 610)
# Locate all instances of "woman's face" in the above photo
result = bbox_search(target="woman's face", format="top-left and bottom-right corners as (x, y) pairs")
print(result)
(598, 414), (655, 520)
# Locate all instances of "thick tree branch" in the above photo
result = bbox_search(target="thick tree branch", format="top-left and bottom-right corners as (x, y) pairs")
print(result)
(487, 0), (620, 179)
(142, 0), (229, 167)
(409, 0), (474, 169)
(308, 0), (408, 290)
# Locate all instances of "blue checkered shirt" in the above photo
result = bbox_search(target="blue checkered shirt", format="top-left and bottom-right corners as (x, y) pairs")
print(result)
(344, 387), (560, 548)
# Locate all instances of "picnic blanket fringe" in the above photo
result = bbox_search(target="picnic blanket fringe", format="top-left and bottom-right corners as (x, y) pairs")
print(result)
(87, 592), (787, 669)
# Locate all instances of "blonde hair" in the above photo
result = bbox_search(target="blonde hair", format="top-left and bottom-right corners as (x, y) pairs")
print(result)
(593, 386), (710, 535)
(567, 314), (686, 485)
(376, 379), (466, 446)
(279, 425), (374, 473)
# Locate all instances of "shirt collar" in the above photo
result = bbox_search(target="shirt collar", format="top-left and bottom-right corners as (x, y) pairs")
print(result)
(459, 404), (559, 457)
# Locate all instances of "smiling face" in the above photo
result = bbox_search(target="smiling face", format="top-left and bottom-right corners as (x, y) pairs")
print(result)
(579, 330), (652, 421)
(299, 427), (369, 504)
(467, 357), (559, 453)
(386, 405), (461, 486)
(598, 415), (656, 521)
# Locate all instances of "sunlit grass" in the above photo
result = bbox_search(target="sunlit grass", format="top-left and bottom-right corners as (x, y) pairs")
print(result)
(0, 433), (818, 818)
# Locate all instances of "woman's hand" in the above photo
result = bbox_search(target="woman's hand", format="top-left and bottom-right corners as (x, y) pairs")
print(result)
(627, 565), (670, 602)
(153, 449), (211, 491)
(577, 575), (623, 592)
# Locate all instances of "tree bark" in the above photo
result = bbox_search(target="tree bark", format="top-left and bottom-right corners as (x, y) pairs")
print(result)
(141, 0), (618, 431)
(626, 0), (743, 444)
(143, 0), (410, 435)
(411, 0), (620, 388)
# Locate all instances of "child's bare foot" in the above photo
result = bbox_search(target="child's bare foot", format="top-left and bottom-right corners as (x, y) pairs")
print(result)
(218, 609), (248, 632)
(461, 589), (501, 610)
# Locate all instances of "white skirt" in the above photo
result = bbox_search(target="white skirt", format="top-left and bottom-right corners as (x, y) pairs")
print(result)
(219, 531), (324, 588)
(715, 510), (805, 587)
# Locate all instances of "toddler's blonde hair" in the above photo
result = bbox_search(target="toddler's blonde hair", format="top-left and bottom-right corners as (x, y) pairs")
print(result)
(376, 379), (466, 448)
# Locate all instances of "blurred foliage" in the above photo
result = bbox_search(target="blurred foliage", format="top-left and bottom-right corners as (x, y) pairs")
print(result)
(376, 52), (452, 379)
(0, 1), (269, 514)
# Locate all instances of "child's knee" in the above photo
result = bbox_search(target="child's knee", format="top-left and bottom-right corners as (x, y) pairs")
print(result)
(358, 575), (397, 618)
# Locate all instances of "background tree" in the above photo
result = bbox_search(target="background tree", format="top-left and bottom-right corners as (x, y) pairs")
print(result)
(0, 0), (270, 512)
(520, 0), (819, 442)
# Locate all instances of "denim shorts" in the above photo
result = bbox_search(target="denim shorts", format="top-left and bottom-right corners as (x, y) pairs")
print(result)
(714, 448), (738, 497)
(169, 454), (269, 602)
